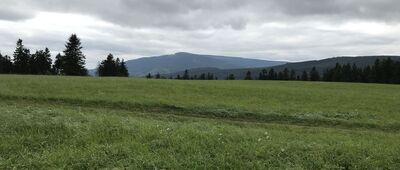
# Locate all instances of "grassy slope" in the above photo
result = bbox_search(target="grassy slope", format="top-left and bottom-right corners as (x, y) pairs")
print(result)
(0, 75), (400, 169)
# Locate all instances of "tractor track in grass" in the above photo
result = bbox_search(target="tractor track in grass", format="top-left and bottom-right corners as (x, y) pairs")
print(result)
(1, 94), (399, 132)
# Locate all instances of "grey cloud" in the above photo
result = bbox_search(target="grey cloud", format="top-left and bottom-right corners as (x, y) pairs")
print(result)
(3, 0), (400, 29)
(1, 0), (400, 69)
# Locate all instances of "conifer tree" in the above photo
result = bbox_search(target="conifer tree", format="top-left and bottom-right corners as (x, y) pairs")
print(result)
(183, 70), (190, 80)
(13, 39), (31, 74)
(245, 71), (252, 80)
(310, 67), (320, 81)
(268, 68), (276, 80)
(0, 53), (13, 74)
(259, 69), (268, 80)
(227, 74), (235, 80)
(31, 48), (52, 75)
(155, 73), (161, 79)
(97, 54), (116, 76)
(61, 34), (87, 76)
(290, 69), (296, 80)
(282, 68), (290, 80)
(146, 73), (153, 79)
(207, 72), (214, 80)
(119, 59), (129, 77)
(52, 53), (63, 75)
(301, 70), (309, 81)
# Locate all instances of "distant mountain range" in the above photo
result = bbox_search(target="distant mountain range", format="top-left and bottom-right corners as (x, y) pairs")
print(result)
(89, 52), (286, 76)
(167, 56), (400, 79)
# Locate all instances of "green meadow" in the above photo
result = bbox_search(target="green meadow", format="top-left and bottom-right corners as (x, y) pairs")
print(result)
(0, 75), (399, 169)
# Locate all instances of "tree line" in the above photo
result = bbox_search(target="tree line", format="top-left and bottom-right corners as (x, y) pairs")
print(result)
(323, 58), (400, 84)
(149, 58), (400, 84)
(0, 34), (129, 77)
(146, 70), (218, 80)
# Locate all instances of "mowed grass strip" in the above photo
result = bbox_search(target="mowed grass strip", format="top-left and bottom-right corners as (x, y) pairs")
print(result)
(0, 101), (399, 169)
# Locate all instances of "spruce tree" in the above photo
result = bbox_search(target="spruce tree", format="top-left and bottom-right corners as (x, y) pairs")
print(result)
(119, 59), (129, 77)
(13, 39), (31, 74)
(199, 73), (206, 80)
(97, 54), (117, 76)
(227, 74), (235, 80)
(52, 53), (64, 75)
(0, 53), (13, 74)
(268, 69), (276, 80)
(301, 70), (309, 81)
(61, 34), (87, 76)
(290, 69), (296, 80)
(31, 48), (52, 75)
(245, 71), (252, 80)
(282, 68), (290, 80)
(310, 67), (320, 81)
(146, 73), (153, 79)
(155, 73), (161, 79)
(259, 69), (268, 80)
(183, 70), (190, 80)
(207, 72), (214, 80)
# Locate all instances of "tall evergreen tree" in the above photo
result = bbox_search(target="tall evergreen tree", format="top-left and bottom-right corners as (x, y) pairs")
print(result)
(146, 73), (153, 79)
(52, 53), (63, 75)
(259, 69), (268, 80)
(155, 73), (161, 79)
(245, 71), (252, 80)
(97, 54), (117, 76)
(199, 73), (206, 80)
(0, 53), (13, 74)
(227, 74), (235, 80)
(119, 59), (129, 77)
(97, 54), (129, 77)
(310, 67), (320, 81)
(282, 68), (290, 80)
(268, 68), (276, 80)
(61, 34), (87, 76)
(183, 70), (190, 80)
(301, 70), (309, 81)
(290, 69), (296, 80)
(30, 48), (52, 75)
(13, 39), (31, 74)
(207, 72), (214, 80)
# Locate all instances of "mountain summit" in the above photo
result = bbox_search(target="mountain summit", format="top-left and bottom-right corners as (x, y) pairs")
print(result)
(123, 52), (285, 76)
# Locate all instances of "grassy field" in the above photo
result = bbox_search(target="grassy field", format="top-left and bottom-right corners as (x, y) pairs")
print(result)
(0, 75), (399, 169)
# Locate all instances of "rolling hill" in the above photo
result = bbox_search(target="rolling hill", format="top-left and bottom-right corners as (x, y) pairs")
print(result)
(167, 55), (400, 79)
(119, 52), (285, 76)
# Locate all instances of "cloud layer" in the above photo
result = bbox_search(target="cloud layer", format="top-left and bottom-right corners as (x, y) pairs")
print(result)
(0, 0), (399, 68)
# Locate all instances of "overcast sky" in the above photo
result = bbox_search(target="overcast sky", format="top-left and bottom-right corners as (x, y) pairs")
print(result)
(0, 0), (399, 68)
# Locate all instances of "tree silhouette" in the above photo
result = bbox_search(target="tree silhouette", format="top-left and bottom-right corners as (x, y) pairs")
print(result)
(227, 74), (235, 80)
(60, 34), (87, 76)
(259, 69), (268, 80)
(0, 53), (13, 74)
(13, 39), (31, 74)
(268, 68), (276, 80)
(119, 59), (129, 77)
(301, 70), (309, 81)
(245, 71), (252, 80)
(183, 70), (190, 80)
(97, 54), (117, 76)
(30, 48), (52, 75)
(310, 67), (320, 81)
(146, 73), (153, 79)
(290, 69), (296, 80)
(97, 54), (129, 77)
(282, 68), (290, 80)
